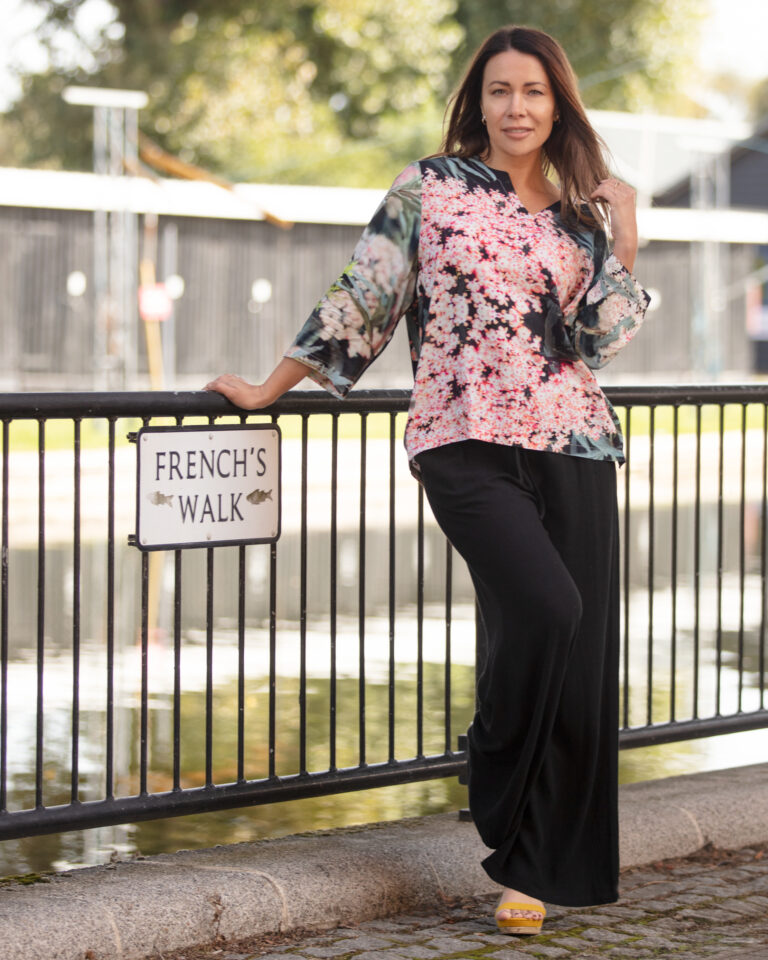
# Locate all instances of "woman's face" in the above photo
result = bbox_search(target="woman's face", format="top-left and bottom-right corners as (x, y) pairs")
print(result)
(480, 49), (557, 167)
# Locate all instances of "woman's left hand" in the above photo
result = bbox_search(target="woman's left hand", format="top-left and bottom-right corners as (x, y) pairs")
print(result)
(590, 177), (638, 273)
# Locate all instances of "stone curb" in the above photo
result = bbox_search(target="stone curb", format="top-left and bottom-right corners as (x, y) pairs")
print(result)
(1, 762), (766, 960)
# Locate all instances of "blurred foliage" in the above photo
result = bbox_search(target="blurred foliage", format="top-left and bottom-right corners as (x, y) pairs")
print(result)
(701, 71), (768, 127)
(454, 0), (706, 114)
(0, 0), (708, 186)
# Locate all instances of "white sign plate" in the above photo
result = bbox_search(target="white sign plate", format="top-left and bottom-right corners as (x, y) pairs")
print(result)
(135, 424), (281, 550)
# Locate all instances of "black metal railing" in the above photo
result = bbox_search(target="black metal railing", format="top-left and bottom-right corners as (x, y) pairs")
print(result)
(1, 384), (767, 841)
(615, 385), (768, 748)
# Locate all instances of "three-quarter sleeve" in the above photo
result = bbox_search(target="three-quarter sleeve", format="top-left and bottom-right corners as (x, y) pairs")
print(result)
(284, 163), (422, 398)
(567, 229), (650, 371)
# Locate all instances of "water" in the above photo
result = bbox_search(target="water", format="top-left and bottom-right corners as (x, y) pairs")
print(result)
(2, 572), (767, 877)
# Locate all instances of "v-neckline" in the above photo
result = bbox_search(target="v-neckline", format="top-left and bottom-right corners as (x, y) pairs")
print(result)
(475, 158), (560, 216)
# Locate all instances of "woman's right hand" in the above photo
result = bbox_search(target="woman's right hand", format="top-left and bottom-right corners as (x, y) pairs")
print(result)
(204, 358), (311, 410)
(203, 374), (270, 410)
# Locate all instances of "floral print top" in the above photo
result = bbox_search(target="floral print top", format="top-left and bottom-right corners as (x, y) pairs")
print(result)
(285, 156), (649, 468)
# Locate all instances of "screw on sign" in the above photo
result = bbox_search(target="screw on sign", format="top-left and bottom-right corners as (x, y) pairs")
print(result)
(138, 282), (173, 322)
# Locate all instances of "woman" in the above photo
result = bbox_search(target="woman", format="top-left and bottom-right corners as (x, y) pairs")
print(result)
(206, 25), (649, 935)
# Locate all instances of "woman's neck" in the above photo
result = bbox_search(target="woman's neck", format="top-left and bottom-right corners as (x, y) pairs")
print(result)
(482, 148), (551, 194)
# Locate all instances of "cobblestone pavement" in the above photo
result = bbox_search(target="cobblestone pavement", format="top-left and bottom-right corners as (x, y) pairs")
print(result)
(153, 843), (768, 960)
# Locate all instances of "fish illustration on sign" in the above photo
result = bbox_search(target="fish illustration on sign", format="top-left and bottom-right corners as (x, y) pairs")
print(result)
(148, 491), (174, 507)
(247, 488), (272, 505)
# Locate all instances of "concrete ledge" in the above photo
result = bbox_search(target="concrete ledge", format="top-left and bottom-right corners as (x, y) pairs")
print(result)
(1, 762), (767, 960)
(618, 761), (768, 865)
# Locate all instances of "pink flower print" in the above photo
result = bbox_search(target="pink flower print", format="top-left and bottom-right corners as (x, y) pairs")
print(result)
(316, 294), (373, 360)
(359, 234), (407, 297)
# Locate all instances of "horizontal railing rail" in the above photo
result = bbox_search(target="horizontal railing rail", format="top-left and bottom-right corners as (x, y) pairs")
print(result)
(0, 384), (767, 840)
(4, 382), (768, 419)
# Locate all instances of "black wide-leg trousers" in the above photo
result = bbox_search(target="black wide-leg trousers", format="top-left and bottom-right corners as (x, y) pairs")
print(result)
(415, 439), (620, 907)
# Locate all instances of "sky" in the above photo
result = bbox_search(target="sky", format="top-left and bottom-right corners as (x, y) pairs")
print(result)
(697, 0), (768, 81)
(0, 0), (767, 112)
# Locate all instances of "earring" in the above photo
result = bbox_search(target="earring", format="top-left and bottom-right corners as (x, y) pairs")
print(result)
(481, 115), (487, 125)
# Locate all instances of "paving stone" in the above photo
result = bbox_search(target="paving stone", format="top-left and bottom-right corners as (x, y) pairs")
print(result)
(483, 950), (532, 960)
(623, 870), (657, 883)
(678, 907), (755, 924)
(389, 916), (446, 929)
(596, 906), (648, 919)
(648, 916), (688, 930)
(420, 935), (487, 953)
(555, 912), (617, 926)
(392, 948), (445, 960)
(335, 936), (397, 951)
(362, 922), (421, 935)
(514, 947), (570, 959)
(734, 885), (768, 901)
(536, 913), (572, 928)
(611, 922), (655, 935)
(622, 883), (678, 900)
(715, 870), (755, 882)
(439, 921), (494, 935)
(368, 934), (431, 944)
(740, 880), (768, 896)
(662, 954), (713, 960)
(675, 893), (717, 905)
(544, 936), (589, 948)
(247, 955), (298, 960)
(692, 884), (735, 897)
(634, 899), (677, 911)
(721, 950), (768, 960)
(540, 907), (570, 920)
(538, 922), (578, 935)
(729, 880), (768, 897)
(304, 945), (359, 958)
(635, 936), (686, 949)
(604, 950), (654, 958)
(713, 938), (768, 948)
(719, 900), (768, 917)
(580, 927), (632, 943)
(689, 954), (728, 959)
(352, 952), (411, 960)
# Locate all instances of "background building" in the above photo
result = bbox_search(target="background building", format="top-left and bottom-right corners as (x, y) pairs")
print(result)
(0, 112), (766, 391)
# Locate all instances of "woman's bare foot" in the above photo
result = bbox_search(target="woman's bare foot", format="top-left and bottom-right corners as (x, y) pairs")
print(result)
(495, 887), (544, 921)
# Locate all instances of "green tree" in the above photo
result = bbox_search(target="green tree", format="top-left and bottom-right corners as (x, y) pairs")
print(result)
(2, 0), (707, 186)
(1, 0), (460, 184)
(451, 0), (707, 113)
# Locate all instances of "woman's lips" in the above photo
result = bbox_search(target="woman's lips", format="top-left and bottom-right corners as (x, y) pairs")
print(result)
(502, 128), (533, 139)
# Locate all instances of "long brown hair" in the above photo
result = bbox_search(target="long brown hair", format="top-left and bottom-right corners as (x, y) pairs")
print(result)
(440, 26), (610, 227)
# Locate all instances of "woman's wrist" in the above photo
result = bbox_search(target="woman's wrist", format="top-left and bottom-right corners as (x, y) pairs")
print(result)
(246, 383), (270, 408)
(263, 357), (311, 403)
(612, 235), (638, 274)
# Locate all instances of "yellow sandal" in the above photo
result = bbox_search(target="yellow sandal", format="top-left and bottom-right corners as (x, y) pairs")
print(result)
(494, 900), (546, 935)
